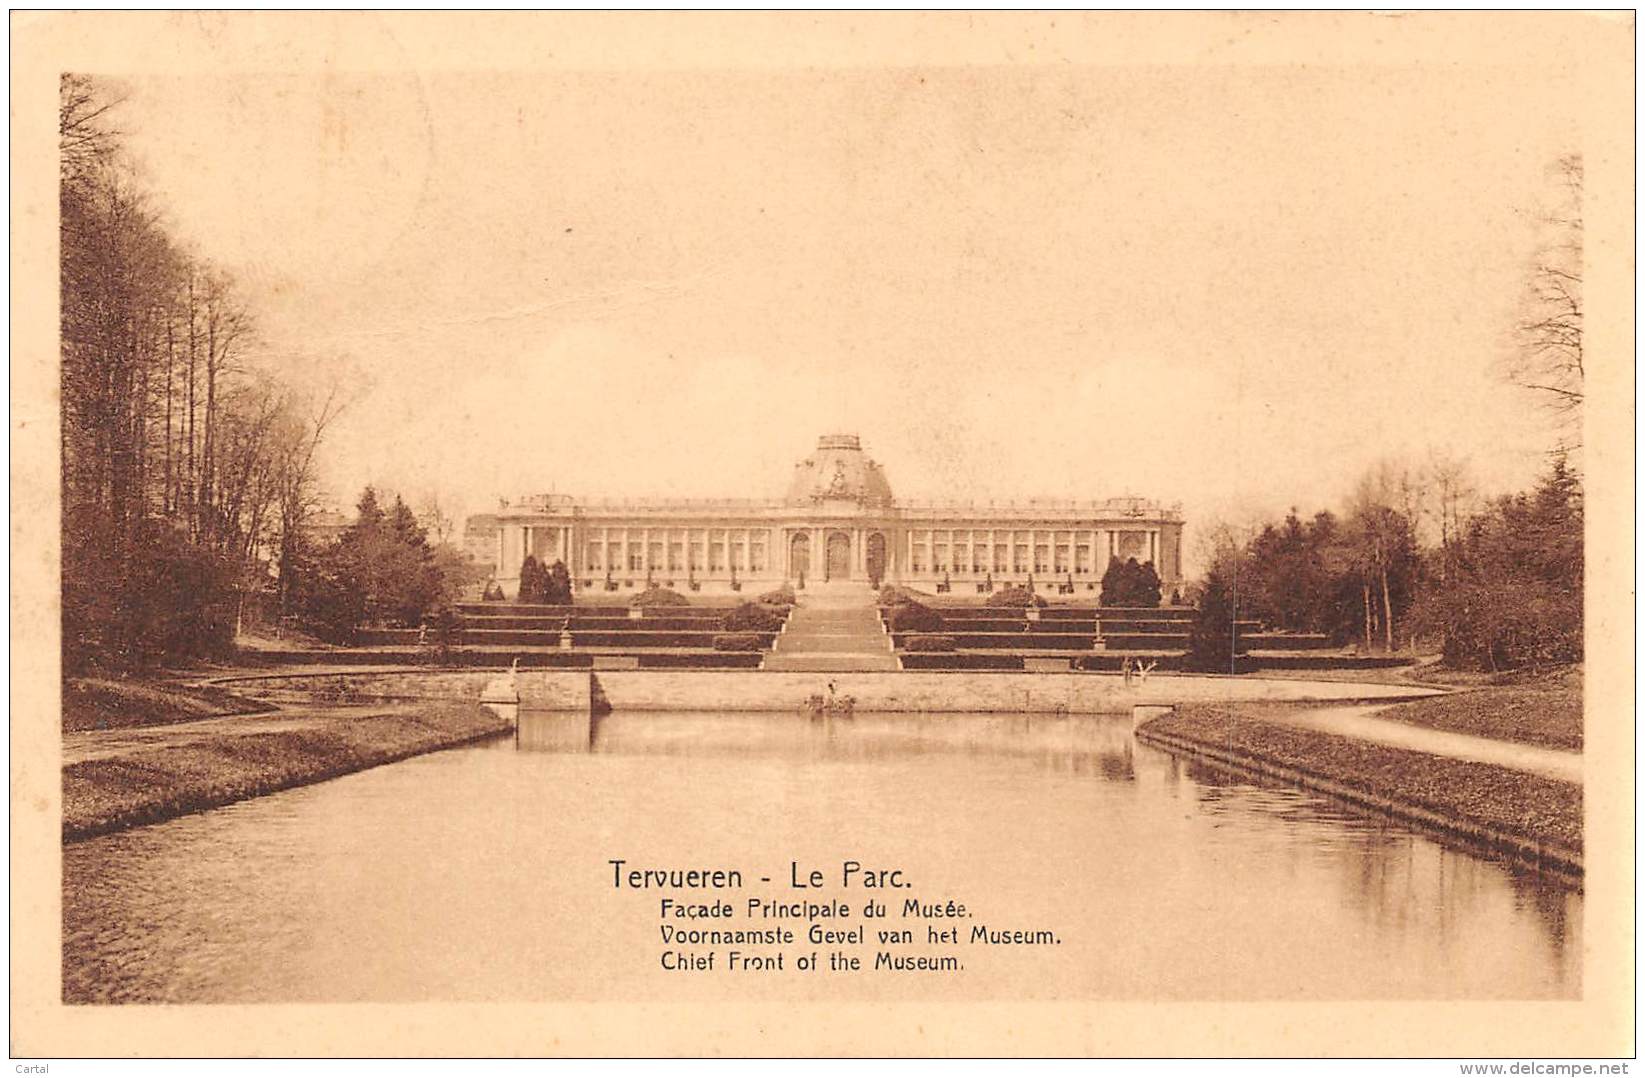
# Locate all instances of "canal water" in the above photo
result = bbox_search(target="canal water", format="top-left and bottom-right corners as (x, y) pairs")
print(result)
(63, 711), (1581, 1003)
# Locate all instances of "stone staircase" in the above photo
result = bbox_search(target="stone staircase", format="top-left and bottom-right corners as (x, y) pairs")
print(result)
(762, 582), (900, 672)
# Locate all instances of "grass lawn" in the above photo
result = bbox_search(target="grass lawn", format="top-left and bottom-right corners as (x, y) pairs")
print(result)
(1142, 706), (1581, 854)
(1375, 665), (1582, 751)
(62, 677), (271, 734)
(63, 701), (508, 841)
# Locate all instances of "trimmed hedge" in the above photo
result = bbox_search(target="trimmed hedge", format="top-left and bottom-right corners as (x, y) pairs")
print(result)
(900, 634), (958, 653)
(897, 652), (1025, 670)
(574, 631), (774, 648)
(453, 604), (625, 617)
(712, 632), (767, 652)
(940, 619), (1100, 633)
(887, 600), (944, 633)
(638, 652), (764, 669)
(893, 632), (1095, 650)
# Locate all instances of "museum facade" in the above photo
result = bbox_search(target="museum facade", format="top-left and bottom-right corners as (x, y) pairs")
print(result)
(486, 434), (1184, 598)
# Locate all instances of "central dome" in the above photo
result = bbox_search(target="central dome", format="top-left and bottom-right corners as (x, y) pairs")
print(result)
(784, 434), (894, 507)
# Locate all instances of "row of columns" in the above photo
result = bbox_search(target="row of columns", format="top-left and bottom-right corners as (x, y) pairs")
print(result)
(584, 526), (772, 577)
(495, 520), (1176, 585)
(899, 527), (1162, 575)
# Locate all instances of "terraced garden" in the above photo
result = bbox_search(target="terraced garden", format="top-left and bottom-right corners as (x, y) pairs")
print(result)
(353, 598), (794, 669)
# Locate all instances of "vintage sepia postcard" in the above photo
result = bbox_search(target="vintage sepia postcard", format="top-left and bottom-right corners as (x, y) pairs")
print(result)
(10, 10), (1636, 1061)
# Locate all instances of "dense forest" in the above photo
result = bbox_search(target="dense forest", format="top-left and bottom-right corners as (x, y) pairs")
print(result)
(58, 75), (425, 671)
(1192, 455), (1583, 672)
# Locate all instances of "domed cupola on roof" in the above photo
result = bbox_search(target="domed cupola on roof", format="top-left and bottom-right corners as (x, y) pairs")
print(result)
(784, 434), (894, 507)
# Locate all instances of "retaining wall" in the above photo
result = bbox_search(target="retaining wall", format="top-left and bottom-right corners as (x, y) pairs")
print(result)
(586, 671), (1442, 715)
(213, 668), (1442, 716)
(217, 669), (591, 711)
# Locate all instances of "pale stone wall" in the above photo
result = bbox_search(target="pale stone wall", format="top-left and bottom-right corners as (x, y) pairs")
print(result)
(588, 671), (1440, 715)
(217, 669), (591, 712)
(216, 668), (1440, 717)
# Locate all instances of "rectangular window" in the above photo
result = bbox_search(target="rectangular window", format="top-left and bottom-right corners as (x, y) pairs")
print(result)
(587, 545), (604, 571)
(668, 542), (683, 572)
(750, 538), (766, 572)
(689, 541), (704, 570)
(628, 549), (643, 571)
(994, 546), (1008, 572)
(1014, 544), (1029, 572)
(710, 543), (725, 572)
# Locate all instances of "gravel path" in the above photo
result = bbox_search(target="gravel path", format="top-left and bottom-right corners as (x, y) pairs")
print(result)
(1262, 703), (1582, 783)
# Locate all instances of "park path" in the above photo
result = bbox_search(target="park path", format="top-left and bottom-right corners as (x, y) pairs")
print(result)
(61, 704), (409, 766)
(1262, 704), (1582, 784)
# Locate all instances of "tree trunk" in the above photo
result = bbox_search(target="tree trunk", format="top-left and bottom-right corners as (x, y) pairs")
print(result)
(164, 317), (174, 515)
(185, 276), (197, 538)
(202, 313), (216, 545)
(1362, 580), (1373, 650)
(1380, 566), (1394, 652)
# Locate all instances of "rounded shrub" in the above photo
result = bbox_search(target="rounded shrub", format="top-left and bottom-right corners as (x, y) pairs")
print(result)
(630, 586), (691, 608)
(723, 601), (786, 633)
(990, 585), (1047, 608)
(758, 583), (796, 606)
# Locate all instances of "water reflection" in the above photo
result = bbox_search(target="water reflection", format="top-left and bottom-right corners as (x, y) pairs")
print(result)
(64, 709), (1581, 1004)
(517, 709), (1141, 781)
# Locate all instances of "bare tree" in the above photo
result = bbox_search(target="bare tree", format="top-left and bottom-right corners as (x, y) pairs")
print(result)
(275, 380), (351, 618)
(1505, 154), (1583, 441)
(1347, 461), (1421, 652)
(59, 73), (124, 185)
(1421, 448), (1478, 586)
(416, 491), (458, 548)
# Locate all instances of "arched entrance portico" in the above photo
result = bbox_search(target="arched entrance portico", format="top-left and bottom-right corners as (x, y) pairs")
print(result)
(789, 532), (811, 579)
(865, 532), (886, 587)
(825, 531), (852, 581)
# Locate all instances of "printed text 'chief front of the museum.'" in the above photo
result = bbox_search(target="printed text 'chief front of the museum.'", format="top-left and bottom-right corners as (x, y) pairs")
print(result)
(483, 434), (1183, 599)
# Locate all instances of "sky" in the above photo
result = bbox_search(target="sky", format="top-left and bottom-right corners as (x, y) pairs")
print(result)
(114, 56), (1583, 567)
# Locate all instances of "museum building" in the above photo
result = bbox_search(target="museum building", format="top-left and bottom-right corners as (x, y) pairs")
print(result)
(486, 434), (1184, 598)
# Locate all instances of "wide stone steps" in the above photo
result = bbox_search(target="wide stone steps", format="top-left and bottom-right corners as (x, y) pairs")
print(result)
(763, 591), (899, 672)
